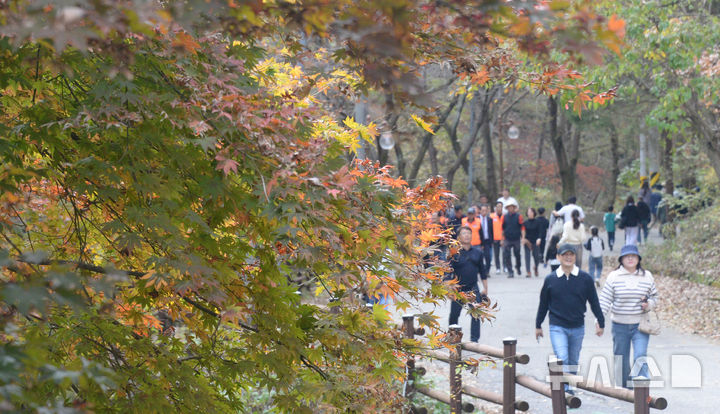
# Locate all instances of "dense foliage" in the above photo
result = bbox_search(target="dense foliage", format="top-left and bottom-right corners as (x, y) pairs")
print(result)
(0, 1), (623, 412)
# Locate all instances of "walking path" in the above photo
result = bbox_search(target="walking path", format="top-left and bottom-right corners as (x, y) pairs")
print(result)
(393, 226), (720, 413)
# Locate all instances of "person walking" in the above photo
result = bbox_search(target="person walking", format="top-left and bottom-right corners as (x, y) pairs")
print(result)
(449, 205), (465, 238)
(603, 205), (617, 251)
(497, 189), (519, 215)
(559, 209), (587, 270)
(461, 207), (482, 248)
(448, 226), (488, 343)
(649, 185), (663, 227)
(536, 207), (550, 265)
(620, 196), (640, 246)
(490, 202), (505, 275)
(638, 180), (652, 206)
(501, 200), (525, 278)
(597, 245), (658, 388)
(536, 244), (605, 393)
(585, 226), (605, 287)
(546, 201), (564, 260)
(554, 196), (585, 223)
(545, 234), (561, 272)
(478, 204), (495, 276)
(637, 199), (651, 245)
(523, 207), (543, 277)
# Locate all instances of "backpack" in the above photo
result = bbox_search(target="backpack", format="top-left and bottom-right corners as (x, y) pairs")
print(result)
(550, 217), (564, 236)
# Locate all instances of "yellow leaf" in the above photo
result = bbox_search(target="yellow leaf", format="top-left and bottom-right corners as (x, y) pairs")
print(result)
(411, 114), (435, 135)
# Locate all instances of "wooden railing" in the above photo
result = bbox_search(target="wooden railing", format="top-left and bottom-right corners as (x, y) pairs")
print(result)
(401, 314), (667, 414)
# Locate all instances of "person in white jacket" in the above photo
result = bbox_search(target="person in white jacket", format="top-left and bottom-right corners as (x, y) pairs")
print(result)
(559, 209), (586, 270)
(597, 244), (659, 389)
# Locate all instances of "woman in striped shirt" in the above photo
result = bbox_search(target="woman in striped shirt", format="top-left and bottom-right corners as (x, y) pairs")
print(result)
(597, 244), (659, 388)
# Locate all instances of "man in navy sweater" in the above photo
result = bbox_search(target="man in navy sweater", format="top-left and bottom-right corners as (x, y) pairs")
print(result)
(448, 226), (488, 342)
(535, 244), (604, 392)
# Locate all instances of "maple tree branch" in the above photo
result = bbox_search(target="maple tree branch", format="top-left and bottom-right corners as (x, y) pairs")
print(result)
(7, 256), (333, 381)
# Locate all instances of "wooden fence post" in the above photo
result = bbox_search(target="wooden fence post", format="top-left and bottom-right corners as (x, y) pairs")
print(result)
(633, 376), (650, 414)
(503, 337), (517, 414)
(448, 325), (463, 414)
(548, 357), (567, 414)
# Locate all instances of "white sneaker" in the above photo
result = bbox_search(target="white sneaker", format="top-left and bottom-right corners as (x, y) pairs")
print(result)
(495, 268), (501, 275)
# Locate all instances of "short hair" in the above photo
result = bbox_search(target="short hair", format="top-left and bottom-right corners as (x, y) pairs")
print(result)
(457, 226), (472, 235)
(607, 205), (614, 212)
(538, 207), (546, 214)
(454, 205), (463, 211)
(495, 201), (503, 207)
(480, 203), (490, 210)
(567, 196), (577, 204)
(626, 195), (635, 204)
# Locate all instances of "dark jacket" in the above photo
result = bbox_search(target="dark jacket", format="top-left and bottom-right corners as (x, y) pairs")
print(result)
(536, 216), (549, 243)
(621, 203), (640, 227)
(449, 215), (465, 238)
(536, 268), (605, 329)
(524, 218), (542, 244)
(637, 201), (651, 222)
(478, 214), (494, 246)
(449, 246), (486, 289)
(502, 212), (524, 241)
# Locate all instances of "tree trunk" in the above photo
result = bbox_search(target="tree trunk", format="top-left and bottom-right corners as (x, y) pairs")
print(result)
(661, 129), (674, 196)
(446, 98), (484, 191)
(685, 93), (720, 184)
(442, 93), (487, 196)
(607, 121), (620, 205)
(407, 95), (459, 184)
(428, 140), (439, 177)
(547, 97), (580, 201)
(483, 111), (498, 200)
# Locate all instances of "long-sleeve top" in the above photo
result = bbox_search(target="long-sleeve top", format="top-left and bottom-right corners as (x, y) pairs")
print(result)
(599, 266), (658, 324)
(524, 218), (542, 244)
(559, 221), (586, 245)
(449, 246), (487, 290)
(536, 216), (549, 243)
(536, 265), (605, 329)
(621, 203), (640, 227)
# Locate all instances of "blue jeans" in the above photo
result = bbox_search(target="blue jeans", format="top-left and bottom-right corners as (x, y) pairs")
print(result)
(612, 322), (650, 388)
(607, 231), (615, 251)
(638, 220), (650, 243)
(588, 256), (603, 280)
(549, 325), (585, 377)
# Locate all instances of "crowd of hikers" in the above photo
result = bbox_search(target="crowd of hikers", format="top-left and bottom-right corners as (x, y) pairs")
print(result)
(433, 186), (662, 390)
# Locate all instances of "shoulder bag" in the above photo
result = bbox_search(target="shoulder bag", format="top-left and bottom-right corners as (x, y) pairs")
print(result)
(638, 310), (661, 335)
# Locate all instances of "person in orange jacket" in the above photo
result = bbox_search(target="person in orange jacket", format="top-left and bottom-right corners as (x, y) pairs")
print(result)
(490, 202), (505, 275)
(461, 207), (482, 248)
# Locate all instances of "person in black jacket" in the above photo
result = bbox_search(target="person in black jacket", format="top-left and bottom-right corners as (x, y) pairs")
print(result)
(536, 207), (550, 265)
(620, 196), (640, 247)
(502, 200), (525, 278)
(448, 226), (488, 342)
(535, 244), (605, 394)
(478, 204), (494, 276)
(637, 200), (651, 245)
(448, 205), (465, 238)
(523, 207), (543, 277)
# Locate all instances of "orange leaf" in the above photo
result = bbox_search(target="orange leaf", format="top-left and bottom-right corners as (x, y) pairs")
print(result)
(608, 15), (626, 39)
(172, 31), (200, 54)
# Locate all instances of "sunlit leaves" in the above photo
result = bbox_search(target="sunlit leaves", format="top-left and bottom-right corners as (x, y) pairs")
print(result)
(411, 114), (435, 135)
